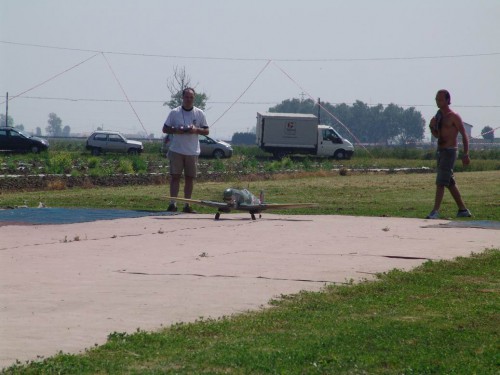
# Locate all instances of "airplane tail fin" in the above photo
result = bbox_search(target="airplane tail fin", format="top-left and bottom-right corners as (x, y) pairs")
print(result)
(259, 190), (264, 204)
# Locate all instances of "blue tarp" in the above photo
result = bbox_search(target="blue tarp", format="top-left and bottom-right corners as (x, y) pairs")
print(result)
(0, 208), (175, 225)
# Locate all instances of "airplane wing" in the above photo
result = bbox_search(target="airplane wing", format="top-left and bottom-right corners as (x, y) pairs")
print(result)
(238, 203), (318, 211)
(166, 196), (230, 209)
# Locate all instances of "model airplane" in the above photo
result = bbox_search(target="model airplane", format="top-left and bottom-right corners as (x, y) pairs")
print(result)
(167, 188), (317, 220)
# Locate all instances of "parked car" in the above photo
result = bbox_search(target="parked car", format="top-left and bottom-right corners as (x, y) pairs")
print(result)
(162, 134), (233, 159)
(0, 127), (49, 153)
(86, 131), (143, 156)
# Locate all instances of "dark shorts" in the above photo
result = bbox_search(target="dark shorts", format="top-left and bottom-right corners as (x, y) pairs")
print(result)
(168, 151), (198, 178)
(436, 148), (457, 186)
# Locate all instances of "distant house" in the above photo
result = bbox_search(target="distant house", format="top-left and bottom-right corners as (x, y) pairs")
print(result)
(463, 122), (473, 139)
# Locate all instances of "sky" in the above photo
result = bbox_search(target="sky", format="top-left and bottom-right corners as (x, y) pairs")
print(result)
(1, 0), (499, 140)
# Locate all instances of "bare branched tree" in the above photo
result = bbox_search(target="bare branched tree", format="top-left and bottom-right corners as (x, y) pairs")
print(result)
(164, 66), (208, 110)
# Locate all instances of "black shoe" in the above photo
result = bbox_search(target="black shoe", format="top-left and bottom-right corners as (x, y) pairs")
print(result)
(457, 208), (472, 218)
(167, 203), (177, 212)
(182, 205), (197, 213)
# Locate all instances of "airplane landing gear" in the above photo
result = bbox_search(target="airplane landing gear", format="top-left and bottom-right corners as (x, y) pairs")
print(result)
(251, 213), (256, 220)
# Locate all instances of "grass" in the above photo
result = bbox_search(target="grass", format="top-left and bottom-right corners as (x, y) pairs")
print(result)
(3, 250), (499, 374)
(1, 166), (498, 373)
(1, 171), (499, 221)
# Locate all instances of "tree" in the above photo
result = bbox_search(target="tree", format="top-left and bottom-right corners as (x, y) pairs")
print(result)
(1, 114), (26, 131)
(481, 126), (494, 141)
(62, 125), (71, 137)
(0, 114), (14, 127)
(379, 103), (403, 144)
(396, 107), (425, 144)
(46, 113), (63, 136)
(164, 66), (208, 110)
(269, 98), (316, 115)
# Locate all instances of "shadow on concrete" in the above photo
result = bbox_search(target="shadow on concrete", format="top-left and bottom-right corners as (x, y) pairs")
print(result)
(422, 220), (500, 230)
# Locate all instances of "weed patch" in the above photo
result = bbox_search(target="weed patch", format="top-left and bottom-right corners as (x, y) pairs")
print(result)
(46, 152), (73, 174)
(131, 156), (147, 173)
(117, 159), (134, 174)
(46, 179), (67, 190)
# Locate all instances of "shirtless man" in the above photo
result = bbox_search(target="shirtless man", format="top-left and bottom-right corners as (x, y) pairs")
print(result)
(426, 89), (472, 219)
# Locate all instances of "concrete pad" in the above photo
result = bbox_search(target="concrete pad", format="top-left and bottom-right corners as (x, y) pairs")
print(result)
(0, 214), (498, 368)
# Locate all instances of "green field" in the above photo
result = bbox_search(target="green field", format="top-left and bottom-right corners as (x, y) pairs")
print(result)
(1, 171), (499, 221)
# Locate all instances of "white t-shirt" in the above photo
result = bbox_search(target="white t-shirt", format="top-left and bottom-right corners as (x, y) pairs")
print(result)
(164, 106), (208, 155)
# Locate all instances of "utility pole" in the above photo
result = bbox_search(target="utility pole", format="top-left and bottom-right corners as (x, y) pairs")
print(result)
(317, 97), (320, 124)
(5, 92), (8, 127)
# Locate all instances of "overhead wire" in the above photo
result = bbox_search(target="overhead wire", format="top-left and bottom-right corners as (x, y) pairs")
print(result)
(11, 95), (500, 109)
(210, 60), (272, 128)
(1, 40), (499, 62)
(11, 96), (279, 105)
(0, 52), (101, 105)
(100, 53), (150, 138)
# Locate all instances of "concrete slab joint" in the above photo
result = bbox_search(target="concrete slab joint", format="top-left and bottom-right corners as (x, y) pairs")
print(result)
(1, 213), (498, 368)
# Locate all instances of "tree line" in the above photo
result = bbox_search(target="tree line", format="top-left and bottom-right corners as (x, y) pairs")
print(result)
(1, 113), (71, 136)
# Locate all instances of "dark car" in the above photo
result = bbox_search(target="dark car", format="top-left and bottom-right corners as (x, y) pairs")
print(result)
(0, 127), (49, 153)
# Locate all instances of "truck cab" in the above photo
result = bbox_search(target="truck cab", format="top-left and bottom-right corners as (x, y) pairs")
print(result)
(318, 125), (354, 159)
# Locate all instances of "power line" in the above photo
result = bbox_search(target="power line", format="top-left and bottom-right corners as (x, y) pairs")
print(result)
(12, 96), (280, 105)
(210, 60), (272, 127)
(100, 52), (150, 137)
(2, 40), (500, 62)
(0, 53), (101, 105)
(12, 95), (500, 109)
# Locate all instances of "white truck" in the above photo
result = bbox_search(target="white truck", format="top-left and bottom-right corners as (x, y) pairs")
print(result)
(256, 112), (354, 159)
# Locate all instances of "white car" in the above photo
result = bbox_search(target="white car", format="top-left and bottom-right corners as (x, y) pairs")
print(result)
(86, 131), (143, 156)
(162, 134), (233, 159)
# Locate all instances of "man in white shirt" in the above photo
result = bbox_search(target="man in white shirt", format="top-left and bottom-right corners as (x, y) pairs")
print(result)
(162, 88), (209, 212)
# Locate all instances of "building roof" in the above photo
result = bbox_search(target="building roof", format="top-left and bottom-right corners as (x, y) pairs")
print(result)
(257, 112), (317, 119)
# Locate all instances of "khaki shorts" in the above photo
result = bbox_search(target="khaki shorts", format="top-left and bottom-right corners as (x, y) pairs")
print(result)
(168, 150), (198, 178)
(436, 148), (457, 186)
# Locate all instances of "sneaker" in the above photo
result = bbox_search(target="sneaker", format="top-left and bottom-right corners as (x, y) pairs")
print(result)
(167, 203), (177, 212)
(426, 210), (440, 219)
(457, 209), (472, 218)
(182, 204), (197, 214)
